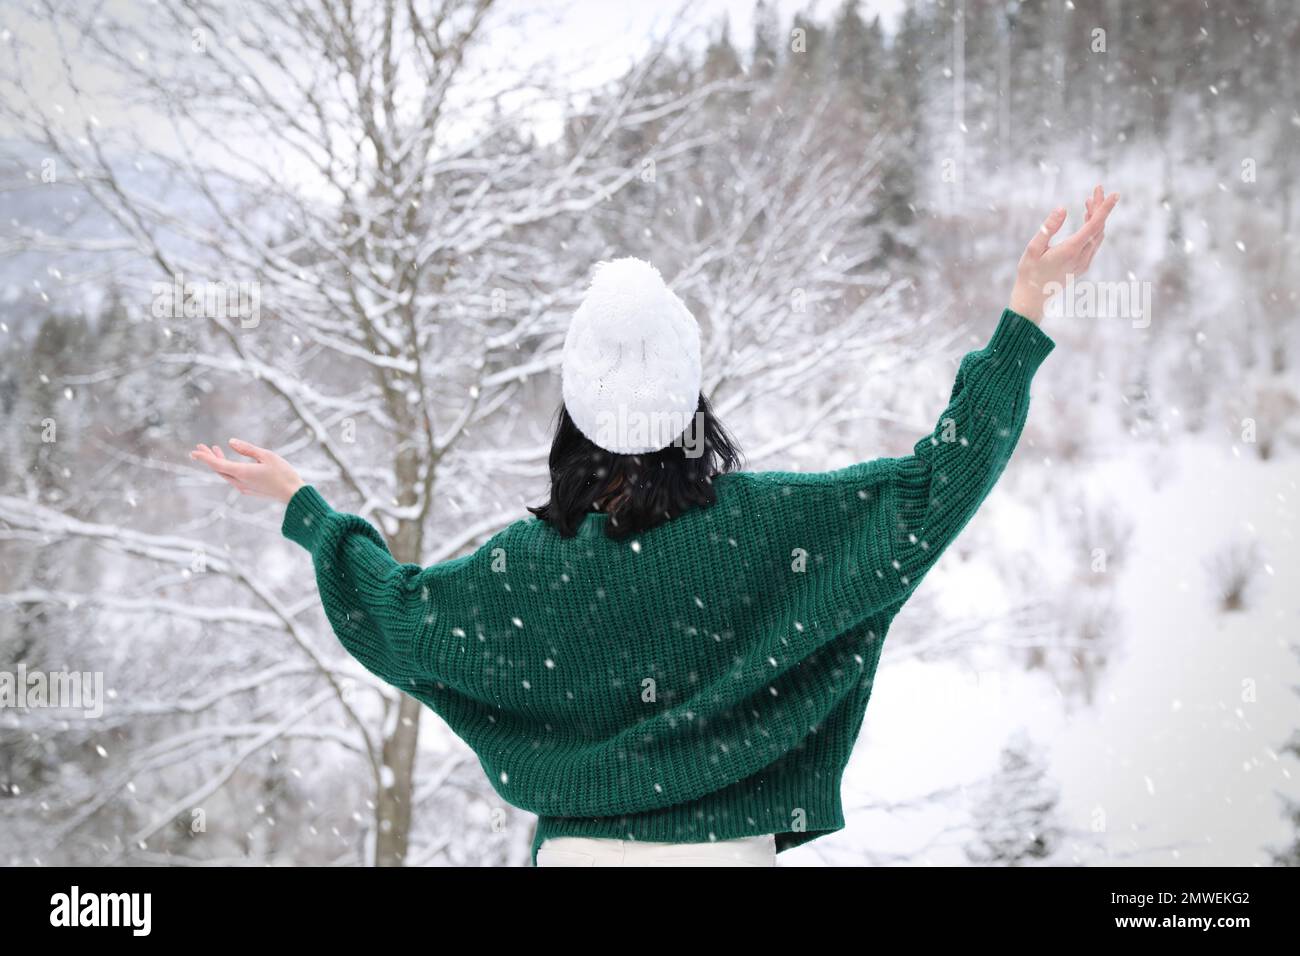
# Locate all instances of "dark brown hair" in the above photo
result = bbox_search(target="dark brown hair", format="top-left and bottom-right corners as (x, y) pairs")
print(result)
(528, 393), (744, 539)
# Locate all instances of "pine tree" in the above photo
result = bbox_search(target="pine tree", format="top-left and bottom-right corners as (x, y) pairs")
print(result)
(965, 732), (1065, 866)
(1270, 643), (1300, 865)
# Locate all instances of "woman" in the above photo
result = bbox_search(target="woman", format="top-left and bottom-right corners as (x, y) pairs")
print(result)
(191, 188), (1119, 867)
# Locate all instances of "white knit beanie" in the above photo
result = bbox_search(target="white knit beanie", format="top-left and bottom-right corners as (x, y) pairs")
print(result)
(561, 257), (702, 454)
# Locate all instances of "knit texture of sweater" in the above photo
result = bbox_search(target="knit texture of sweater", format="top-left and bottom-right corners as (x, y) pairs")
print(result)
(280, 307), (1055, 866)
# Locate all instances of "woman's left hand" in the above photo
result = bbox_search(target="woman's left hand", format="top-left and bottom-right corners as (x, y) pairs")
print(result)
(190, 438), (305, 504)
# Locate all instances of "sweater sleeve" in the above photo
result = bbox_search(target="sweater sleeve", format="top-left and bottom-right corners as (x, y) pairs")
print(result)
(281, 485), (439, 692)
(886, 307), (1055, 595)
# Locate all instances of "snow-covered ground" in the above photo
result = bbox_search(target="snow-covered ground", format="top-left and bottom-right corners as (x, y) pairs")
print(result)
(787, 439), (1299, 866)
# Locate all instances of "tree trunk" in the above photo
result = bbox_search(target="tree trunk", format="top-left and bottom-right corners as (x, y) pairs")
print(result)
(373, 469), (424, 865)
(375, 695), (422, 866)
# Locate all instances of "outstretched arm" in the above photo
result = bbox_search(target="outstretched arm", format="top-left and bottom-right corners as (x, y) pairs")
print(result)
(278, 484), (438, 691)
(189, 440), (438, 691)
(888, 187), (1119, 593)
(886, 307), (1053, 593)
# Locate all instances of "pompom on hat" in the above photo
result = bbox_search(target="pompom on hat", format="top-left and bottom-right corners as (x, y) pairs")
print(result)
(560, 257), (702, 454)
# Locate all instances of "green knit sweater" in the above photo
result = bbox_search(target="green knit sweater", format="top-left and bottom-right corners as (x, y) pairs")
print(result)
(280, 307), (1055, 866)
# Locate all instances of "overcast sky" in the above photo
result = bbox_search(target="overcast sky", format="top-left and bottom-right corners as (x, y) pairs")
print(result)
(0, 0), (907, 185)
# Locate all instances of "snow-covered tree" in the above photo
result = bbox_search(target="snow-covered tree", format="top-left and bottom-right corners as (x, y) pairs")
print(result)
(964, 731), (1065, 866)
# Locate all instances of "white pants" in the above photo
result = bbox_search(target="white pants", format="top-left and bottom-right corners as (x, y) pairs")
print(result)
(536, 833), (776, 867)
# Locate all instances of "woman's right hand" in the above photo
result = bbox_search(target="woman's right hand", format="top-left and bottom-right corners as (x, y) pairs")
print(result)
(1009, 185), (1120, 322)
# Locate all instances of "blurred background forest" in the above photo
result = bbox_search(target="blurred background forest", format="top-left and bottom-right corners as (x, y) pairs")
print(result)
(1, 0), (1298, 866)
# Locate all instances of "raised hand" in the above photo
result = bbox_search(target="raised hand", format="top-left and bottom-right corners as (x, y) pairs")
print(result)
(190, 439), (305, 504)
(1009, 184), (1120, 322)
